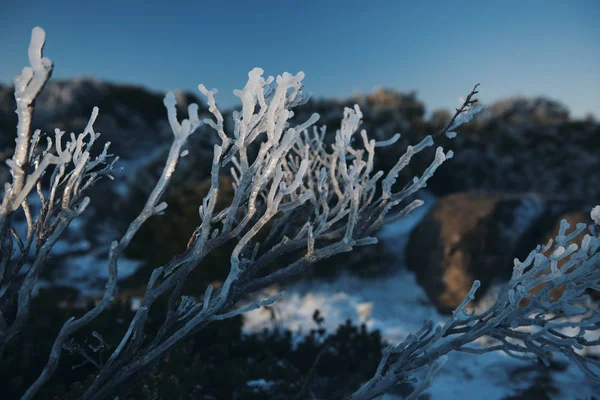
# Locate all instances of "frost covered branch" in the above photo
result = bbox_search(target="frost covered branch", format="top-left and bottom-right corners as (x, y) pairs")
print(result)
(351, 214), (600, 399)
(0, 28), (120, 364)
(0, 28), (198, 399)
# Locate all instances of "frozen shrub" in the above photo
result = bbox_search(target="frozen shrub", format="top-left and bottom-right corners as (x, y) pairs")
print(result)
(352, 216), (600, 399)
(0, 27), (597, 400)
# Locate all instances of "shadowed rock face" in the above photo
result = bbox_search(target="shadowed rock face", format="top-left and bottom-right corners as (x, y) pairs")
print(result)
(405, 191), (589, 313)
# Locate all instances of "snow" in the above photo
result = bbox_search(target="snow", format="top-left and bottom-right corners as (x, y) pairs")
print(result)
(246, 379), (276, 391)
(242, 268), (440, 346)
(50, 252), (142, 293)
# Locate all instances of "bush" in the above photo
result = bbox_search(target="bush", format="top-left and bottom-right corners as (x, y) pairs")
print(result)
(0, 27), (598, 400)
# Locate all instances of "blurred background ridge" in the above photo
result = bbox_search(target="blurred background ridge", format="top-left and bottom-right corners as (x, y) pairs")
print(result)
(0, 0), (598, 119)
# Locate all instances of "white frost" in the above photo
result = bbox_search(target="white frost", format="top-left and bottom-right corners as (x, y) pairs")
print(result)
(591, 205), (600, 225)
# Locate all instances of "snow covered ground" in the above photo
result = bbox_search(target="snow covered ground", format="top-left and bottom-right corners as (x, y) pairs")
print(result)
(242, 193), (598, 399)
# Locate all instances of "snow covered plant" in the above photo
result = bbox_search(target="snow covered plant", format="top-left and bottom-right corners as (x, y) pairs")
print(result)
(2, 26), (596, 400)
(0, 29), (119, 359)
(0, 26), (474, 400)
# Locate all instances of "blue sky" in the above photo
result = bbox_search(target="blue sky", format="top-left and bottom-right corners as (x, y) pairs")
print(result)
(1, 0), (598, 118)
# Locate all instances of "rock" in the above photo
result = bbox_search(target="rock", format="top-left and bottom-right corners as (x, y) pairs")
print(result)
(405, 191), (588, 313)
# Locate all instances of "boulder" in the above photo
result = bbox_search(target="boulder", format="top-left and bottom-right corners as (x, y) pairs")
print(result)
(405, 191), (588, 313)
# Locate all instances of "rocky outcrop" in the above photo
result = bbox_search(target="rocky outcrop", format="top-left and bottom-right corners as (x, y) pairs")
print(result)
(405, 191), (590, 313)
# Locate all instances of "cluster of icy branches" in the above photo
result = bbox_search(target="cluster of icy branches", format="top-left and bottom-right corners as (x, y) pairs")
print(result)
(353, 216), (600, 399)
(0, 27), (598, 400)
(0, 28), (119, 361)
